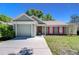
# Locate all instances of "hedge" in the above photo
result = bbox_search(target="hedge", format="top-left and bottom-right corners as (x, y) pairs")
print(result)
(0, 24), (15, 41)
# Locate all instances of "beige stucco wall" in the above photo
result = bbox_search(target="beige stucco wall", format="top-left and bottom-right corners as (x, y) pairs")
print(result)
(31, 24), (36, 37)
(42, 26), (45, 34)
(67, 24), (77, 35)
(32, 24), (36, 37)
(59, 25), (68, 34)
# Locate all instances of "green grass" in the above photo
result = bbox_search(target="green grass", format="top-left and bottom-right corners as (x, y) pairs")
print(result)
(45, 35), (79, 55)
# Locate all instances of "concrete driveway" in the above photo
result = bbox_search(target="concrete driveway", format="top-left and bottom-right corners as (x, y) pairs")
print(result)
(0, 36), (52, 55)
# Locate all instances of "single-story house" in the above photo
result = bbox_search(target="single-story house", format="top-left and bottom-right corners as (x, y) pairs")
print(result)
(12, 13), (78, 37)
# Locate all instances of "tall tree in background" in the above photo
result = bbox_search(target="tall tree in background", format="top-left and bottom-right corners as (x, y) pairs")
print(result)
(42, 14), (54, 21)
(26, 9), (55, 21)
(70, 15), (79, 23)
(26, 9), (43, 18)
(0, 15), (12, 22)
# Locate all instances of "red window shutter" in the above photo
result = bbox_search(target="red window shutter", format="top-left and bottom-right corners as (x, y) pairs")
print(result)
(62, 27), (64, 34)
(48, 27), (50, 34)
(52, 27), (54, 34)
(58, 27), (60, 34)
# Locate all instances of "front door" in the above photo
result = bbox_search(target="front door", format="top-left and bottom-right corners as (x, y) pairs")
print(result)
(37, 26), (42, 35)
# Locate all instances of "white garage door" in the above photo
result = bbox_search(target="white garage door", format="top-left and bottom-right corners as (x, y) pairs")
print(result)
(17, 24), (31, 37)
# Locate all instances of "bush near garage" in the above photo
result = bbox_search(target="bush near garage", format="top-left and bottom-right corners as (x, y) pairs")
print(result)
(0, 24), (15, 41)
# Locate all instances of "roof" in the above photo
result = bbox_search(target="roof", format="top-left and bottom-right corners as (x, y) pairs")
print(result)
(14, 13), (34, 21)
(13, 13), (67, 26)
(43, 21), (67, 26)
(31, 16), (45, 24)
(14, 13), (45, 25)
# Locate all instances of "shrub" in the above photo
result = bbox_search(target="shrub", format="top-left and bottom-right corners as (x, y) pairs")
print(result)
(0, 24), (15, 41)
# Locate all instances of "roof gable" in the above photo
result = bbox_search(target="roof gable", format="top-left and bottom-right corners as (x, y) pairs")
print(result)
(31, 16), (45, 24)
(14, 13), (34, 21)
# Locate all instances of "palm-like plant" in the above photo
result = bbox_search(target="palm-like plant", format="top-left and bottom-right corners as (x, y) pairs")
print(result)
(42, 14), (54, 21)
(26, 9), (43, 18)
(26, 9), (55, 21)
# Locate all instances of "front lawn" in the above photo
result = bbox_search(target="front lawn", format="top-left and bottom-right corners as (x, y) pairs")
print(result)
(45, 35), (79, 55)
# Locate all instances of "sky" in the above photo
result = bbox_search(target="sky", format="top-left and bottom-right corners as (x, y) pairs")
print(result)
(0, 3), (79, 23)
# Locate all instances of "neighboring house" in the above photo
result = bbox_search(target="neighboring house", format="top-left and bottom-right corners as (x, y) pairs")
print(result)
(13, 13), (78, 37)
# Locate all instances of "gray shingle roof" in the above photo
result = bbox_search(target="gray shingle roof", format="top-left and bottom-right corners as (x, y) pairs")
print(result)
(13, 13), (67, 26)
(14, 14), (34, 21)
(43, 21), (67, 26)
(31, 16), (45, 24)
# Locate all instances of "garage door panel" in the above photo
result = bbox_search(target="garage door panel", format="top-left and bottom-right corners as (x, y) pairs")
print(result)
(17, 24), (31, 37)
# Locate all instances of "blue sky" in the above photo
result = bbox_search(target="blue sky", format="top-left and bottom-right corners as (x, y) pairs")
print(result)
(0, 3), (79, 23)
